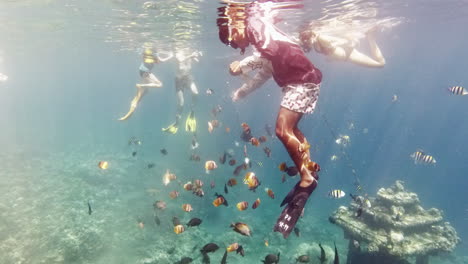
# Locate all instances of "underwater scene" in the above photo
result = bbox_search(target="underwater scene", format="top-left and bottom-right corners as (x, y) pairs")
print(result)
(1, 0), (468, 263)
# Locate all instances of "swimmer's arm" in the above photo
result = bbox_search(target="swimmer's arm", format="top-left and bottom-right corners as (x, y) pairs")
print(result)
(233, 68), (272, 101)
(178, 51), (202, 62)
(156, 51), (174, 62)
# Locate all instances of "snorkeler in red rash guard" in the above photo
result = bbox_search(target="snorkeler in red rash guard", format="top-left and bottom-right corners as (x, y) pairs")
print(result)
(217, 0), (322, 238)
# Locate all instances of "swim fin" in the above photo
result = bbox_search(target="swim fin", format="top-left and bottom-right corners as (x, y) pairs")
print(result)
(185, 111), (197, 132)
(162, 122), (179, 134)
(274, 180), (317, 238)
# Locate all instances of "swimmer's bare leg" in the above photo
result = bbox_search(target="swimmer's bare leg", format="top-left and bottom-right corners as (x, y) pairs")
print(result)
(138, 73), (163, 88)
(190, 81), (198, 110)
(367, 28), (385, 65)
(118, 85), (147, 121)
(346, 28), (385, 68)
(274, 107), (318, 238)
(276, 107), (316, 186)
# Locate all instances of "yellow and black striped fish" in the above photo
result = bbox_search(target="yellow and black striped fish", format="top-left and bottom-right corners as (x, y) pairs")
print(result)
(411, 150), (436, 164)
(448, 86), (468, 95)
(410, 150), (425, 163)
(328, 189), (345, 199)
(421, 154), (436, 164)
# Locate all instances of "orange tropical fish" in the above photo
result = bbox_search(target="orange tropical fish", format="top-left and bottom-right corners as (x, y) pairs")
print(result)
(98, 161), (109, 170)
(244, 172), (255, 182)
(244, 172), (260, 191)
(230, 222), (251, 236)
(183, 182), (193, 191)
(194, 179), (204, 188)
(163, 169), (176, 186)
(169, 190), (179, 199)
(208, 121), (214, 133)
(227, 178), (237, 187)
(211, 119), (220, 128)
(213, 193), (228, 207)
(266, 188), (275, 199)
(182, 203), (193, 212)
(236, 201), (248, 211)
(174, 224), (185, 234)
(225, 127), (231, 133)
(138, 220), (144, 229)
(252, 198), (260, 209)
(227, 242), (239, 252)
(278, 162), (287, 172)
(250, 137), (260, 146)
(213, 196), (225, 207)
(205, 160), (218, 173)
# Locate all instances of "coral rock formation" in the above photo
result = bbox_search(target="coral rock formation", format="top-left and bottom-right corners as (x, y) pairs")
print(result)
(329, 180), (460, 264)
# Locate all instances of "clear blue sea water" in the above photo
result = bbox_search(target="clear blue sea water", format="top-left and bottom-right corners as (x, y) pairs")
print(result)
(1, 0), (468, 263)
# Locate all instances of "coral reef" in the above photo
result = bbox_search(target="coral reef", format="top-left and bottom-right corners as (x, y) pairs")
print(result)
(329, 180), (460, 264)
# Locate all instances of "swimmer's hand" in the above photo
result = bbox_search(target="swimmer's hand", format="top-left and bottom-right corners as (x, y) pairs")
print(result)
(232, 89), (246, 102)
(229, 61), (242, 76)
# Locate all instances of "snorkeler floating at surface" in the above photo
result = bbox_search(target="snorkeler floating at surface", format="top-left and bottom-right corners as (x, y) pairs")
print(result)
(218, 0), (321, 238)
(299, 25), (386, 68)
(118, 44), (173, 121)
(162, 48), (202, 134)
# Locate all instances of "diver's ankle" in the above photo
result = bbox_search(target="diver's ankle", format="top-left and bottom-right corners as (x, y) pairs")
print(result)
(299, 178), (315, 188)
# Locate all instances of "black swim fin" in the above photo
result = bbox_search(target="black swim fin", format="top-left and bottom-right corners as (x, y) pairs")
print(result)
(274, 180), (317, 238)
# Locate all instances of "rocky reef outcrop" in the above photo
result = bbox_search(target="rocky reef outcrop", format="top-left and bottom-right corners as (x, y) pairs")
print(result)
(329, 180), (460, 264)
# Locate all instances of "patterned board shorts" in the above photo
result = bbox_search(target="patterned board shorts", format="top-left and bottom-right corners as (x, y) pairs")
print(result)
(280, 83), (321, 114)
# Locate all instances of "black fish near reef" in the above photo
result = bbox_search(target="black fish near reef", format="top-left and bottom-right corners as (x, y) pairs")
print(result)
(221, 250), (228, 264)
(236, 245), (245, 257)
(224, 184), (228, 194)
(262, 252), (280, 264)
(286, 166), (298, 176)
(161, 148), (168, 155)
(202, 253), (210, 264)
(294, 227), (300, 237)
(87, 201), (92, 215)
(147, 163), (155, 169)
(132, 151), (137, 157)
(334, 242), (339, 264)
(200, 243), (219, 254)
(278, 162), (298, 176)
(356, 207), (363, 217)
(219, 152), (227, 164)
(318, 243), (327, 264)
(174, 257), (193, 264)
(187, 217), (202, 227)
(154, 213), (160, 226)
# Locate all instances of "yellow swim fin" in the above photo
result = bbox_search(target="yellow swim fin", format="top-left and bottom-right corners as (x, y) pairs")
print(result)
(162, 123), (179, 134)
(185, 111), (197, 132)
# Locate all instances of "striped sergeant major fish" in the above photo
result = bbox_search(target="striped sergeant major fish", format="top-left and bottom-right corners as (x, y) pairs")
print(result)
(328, 189), (345, 199)
(448, 86), (468, 95)
(410, 150), (436, 165)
